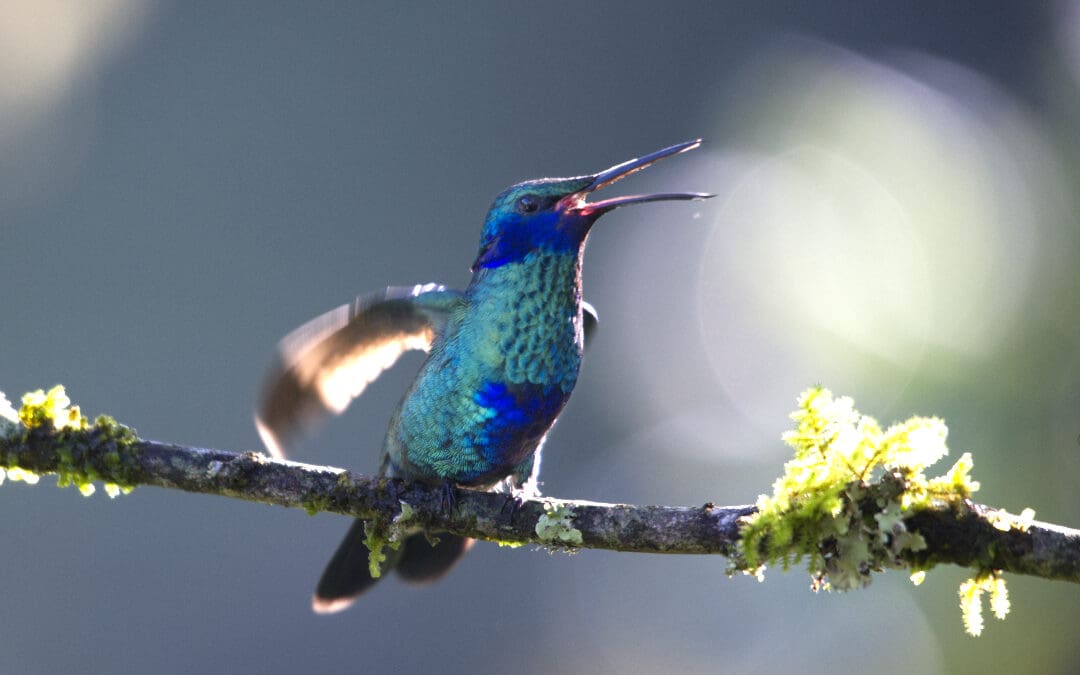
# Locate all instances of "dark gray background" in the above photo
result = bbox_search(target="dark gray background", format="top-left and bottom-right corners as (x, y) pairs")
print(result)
(3, 2), (1079, 673)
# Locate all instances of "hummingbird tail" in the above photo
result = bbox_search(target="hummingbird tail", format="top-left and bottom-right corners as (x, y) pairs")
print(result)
(312, 518), (400, 613)
(311, 520), (472, 613)
(395, 532), (474, 583)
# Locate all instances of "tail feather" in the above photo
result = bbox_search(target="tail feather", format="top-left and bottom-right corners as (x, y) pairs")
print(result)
(312, 519), (399, 614)
(395, 533), (474, 584)
(311, 519), (472, 614)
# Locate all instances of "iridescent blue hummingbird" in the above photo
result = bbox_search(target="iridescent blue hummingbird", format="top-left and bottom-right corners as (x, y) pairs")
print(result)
(255, 140), (711, 613)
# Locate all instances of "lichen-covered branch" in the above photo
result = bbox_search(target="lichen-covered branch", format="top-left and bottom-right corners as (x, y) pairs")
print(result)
(1, 414), (1078, 583)
(905, 504), (1080, 584)
(3, 385), (1079, 636)
(0, 422), (754, 554)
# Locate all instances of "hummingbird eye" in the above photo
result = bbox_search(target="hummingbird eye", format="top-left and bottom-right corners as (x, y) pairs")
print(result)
(516, 195), (539, 214)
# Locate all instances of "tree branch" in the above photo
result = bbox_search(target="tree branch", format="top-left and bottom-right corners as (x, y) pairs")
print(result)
(2, 424), (1079, 584)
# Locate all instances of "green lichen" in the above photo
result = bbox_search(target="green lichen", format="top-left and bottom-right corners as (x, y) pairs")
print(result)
(535, 502), (583, 546)
(393, 500), (416, 527)
(987, 506), (1036, 533)
(739, 387), (1015, 636)
(361, 517), (405, 579)
(301, 493), (334, 516)
(0, 386), (141, 497)
(363, 521), (390, 578)
(958, 570), (1010, 636)
(357, 502), (421, 579)
(18, 386), (88, 432)
(2, 467), (40, 486)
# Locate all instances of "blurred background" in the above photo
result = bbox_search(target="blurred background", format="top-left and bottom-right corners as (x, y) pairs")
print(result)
(2, 2), (1078, 673)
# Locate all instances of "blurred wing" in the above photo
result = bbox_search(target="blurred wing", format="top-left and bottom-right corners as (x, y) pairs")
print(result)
(255, 283), (464, 458)
(582, 300), (598, 351)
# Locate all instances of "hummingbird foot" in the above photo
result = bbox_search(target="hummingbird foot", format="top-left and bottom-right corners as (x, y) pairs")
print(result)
(498, 478), (542, 520)
(438, 480), (458, 515)
(500, 492), (523, 517)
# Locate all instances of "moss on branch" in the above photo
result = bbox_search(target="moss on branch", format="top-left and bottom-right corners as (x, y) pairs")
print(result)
(2, 385), (1078, 637)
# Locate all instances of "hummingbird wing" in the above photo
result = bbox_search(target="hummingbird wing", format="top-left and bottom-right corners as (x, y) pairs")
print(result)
(581, 300), (598, 350)
(255, 283), (464, 459)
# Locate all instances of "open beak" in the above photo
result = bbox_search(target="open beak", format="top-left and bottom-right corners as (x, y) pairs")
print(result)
(574, 139), (714, 217)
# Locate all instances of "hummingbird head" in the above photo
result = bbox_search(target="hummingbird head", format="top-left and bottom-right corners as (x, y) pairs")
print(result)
(471, 140), (712, 272)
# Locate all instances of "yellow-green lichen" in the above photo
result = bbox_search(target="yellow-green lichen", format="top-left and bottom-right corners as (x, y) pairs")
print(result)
(363, 521), (389, 578)
(1, 386), (140, 497)
(2, 466), (40, 485)
(959, 570), (1010, 636)
(393, 500), (416, 527)
(535, 502), (583, 546)
(988, 507), (1036, 533)
(301, 494), (334, 516)
(361, 518), (404, 579)
(739, 387), (1015, 636)
(357, 502), (421, 579)
(18, 386), (88, 432)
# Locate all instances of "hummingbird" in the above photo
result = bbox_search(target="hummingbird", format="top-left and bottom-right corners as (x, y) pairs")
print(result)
(255, 139), (711, 613)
